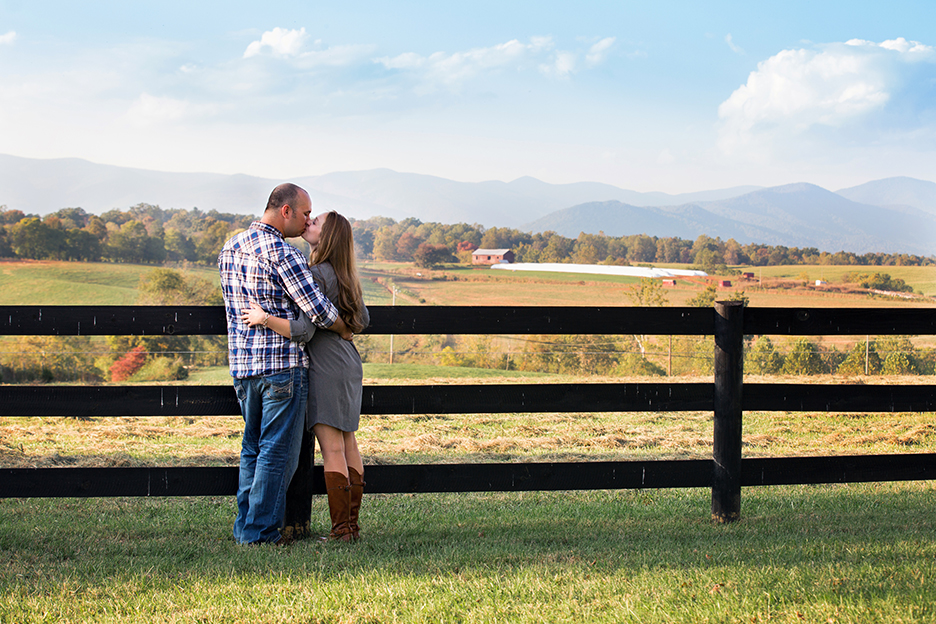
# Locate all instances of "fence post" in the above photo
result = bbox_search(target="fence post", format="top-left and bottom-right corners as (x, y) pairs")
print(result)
(283, 426), (316, 540)
(712, 300), (744, 523)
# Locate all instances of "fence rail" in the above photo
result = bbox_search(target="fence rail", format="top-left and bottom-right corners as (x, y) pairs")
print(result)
(1, 304), (935, 522)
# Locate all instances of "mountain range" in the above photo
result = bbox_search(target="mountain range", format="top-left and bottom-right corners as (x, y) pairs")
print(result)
(528, 182), (936, 255)
(1, 153), (934, 255)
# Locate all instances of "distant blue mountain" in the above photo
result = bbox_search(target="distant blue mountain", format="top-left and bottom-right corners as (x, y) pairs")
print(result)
(525, 182), (936, 255)
(1, 154), (933, 254)
(0, 154), (759, 227)
(836, 177), (936, 216)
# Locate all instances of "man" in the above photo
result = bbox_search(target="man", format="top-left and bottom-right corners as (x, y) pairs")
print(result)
(218, 183), (351, 545)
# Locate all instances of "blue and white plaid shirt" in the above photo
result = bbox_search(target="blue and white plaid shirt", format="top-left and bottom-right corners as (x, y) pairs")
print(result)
(218, 221), (339, 378)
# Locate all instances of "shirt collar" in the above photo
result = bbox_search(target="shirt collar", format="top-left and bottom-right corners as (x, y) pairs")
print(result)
(251, 220), (284, 239)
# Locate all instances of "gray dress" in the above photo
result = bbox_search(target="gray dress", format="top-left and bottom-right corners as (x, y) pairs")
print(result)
(289, 262), (370, 432)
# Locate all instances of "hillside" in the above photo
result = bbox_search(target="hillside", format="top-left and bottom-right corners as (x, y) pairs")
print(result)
(2, 154), (935, 254)
(836, 176), (936, 216)
(0, 154), (761, 227)
(525, 183), (936, 255)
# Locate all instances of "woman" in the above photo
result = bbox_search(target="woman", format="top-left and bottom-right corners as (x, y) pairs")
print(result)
(243, 211), (369, 542)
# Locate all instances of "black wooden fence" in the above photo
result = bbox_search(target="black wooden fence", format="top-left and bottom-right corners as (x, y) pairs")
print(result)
(1, 304), (935, 522)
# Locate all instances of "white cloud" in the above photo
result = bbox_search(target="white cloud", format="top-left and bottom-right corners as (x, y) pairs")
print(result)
(294, 43), (377, 68)
(376, 37), (555, 89)
(586, 37), (616, 65)
(541, 51), (577, 78)
(375, 35), (617, 89)
(0, 30), (16, 45)
(244, 27), (309, 58)
(125, 93), (217, 126)
(718, 37), (936, 155)
(725, 34), (744, 55)
(372, 51), (424, 70)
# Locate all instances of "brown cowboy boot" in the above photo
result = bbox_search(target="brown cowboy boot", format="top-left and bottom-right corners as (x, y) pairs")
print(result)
(348, 467), (365, 541)
(324, 471), (353, 542)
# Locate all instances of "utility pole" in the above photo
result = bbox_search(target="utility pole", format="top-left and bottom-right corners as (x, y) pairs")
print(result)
(389, 287), (396, 365)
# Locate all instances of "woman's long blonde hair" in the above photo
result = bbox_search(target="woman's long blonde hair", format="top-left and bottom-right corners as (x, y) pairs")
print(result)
(311, 211), (366, 333)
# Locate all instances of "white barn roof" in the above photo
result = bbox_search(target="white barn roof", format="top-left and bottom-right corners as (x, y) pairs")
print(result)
(472, 249), (512, 255)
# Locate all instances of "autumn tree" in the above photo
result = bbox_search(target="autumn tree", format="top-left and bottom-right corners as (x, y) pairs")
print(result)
(413, 243), (454, 269)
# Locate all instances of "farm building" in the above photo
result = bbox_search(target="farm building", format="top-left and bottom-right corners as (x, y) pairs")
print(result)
(472, 249), (515, 265)
(718, 280), (732, 287)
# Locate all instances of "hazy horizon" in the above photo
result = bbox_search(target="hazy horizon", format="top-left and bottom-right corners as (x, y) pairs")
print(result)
(1, 2), (935, 194)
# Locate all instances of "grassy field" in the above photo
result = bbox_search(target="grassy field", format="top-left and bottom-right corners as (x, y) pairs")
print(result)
(2, 259), (936, 622)
(750, 264), (936, 297)
(2, 483), (936, 623)
(360, 262), (936, 307)
(2, 259), (933, 306)
(0, 260), (221, 306)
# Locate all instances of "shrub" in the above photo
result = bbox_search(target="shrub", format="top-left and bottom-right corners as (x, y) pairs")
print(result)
(110, 346), (147, 382)
(882, 351), (917, 375)
(915, 347), (936, 375)
(843, 272), (915, 293)
(614, 353), (666, 376)
(0, 336), (102, 383)
(837, 341), (882, 376)
(130, 357), (188, 381)
(438, 346), (468, 367)
(413, 243), (455, 269)
(669, 336), (714, 376)
(782, 338), (824, 375)
(875, 336), (920, 375)
(821, 346), (847, 374)
(746, 336), (784, 375)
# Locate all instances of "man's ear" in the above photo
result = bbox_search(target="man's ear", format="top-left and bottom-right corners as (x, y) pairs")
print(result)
(281, 204), (292, 219)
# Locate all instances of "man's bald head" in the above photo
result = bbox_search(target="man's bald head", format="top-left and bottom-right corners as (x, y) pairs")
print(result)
(265, 183), (306, 214)
(261, 183), (312, 238)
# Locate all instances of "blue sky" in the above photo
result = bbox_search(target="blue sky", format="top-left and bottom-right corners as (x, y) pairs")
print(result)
(1, 1), (935, 193)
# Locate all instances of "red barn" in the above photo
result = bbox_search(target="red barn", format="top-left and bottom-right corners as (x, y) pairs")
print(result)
(472, 249), (515, 265)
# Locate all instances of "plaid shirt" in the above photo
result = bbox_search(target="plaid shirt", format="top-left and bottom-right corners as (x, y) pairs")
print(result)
(218, 221), (339, 378)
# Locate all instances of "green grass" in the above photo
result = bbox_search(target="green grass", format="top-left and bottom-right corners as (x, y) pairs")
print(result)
(186, 364), (551, 385)
(186, 366), (235, 385)
(2, 484), (936, 622)
(0, 261), (220, 305)
(363, 362), (550, 380)
(747, 264), (936, 297)
(3, 260), (936, 620)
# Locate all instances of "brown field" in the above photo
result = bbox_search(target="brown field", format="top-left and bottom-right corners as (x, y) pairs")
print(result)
(359, 262), (936, 308)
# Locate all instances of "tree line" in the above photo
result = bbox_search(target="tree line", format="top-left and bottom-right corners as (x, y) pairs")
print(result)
(1, 205), (933, 269)
(0, 205), (253, 265)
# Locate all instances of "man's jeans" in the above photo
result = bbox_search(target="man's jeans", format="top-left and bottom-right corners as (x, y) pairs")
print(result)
(232, 367), (307, 544)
